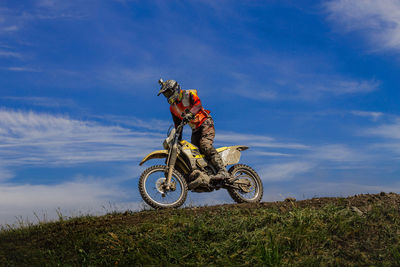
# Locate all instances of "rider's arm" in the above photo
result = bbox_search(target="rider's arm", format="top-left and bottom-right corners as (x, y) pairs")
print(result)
(171, 112), (183, 141)
(189, 91), (202, 115)
(171, 112), (182, 129)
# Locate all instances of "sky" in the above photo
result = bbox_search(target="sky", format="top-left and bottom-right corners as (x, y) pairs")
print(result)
(1, 0), (400, 225)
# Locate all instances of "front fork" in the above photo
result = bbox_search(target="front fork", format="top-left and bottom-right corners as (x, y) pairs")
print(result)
(164, 123), (184, 191)
(165, 143), (178, 191)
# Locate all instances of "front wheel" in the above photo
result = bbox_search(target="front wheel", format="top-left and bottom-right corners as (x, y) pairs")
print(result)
(139, 165), (188, 209)
(227, 164), (263, 203)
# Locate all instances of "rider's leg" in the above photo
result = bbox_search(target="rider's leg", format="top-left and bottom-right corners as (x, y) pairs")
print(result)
(194, 118), (230, 180)
(191, 128), (201, 148)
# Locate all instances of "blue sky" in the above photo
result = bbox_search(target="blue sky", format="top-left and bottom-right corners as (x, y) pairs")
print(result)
(1, 0), (400, 225)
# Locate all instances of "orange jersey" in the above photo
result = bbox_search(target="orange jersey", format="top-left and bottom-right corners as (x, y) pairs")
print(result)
(170, 89), (210, 129)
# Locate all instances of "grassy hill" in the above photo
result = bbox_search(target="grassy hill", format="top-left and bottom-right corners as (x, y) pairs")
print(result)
(1, 192), (400, 266)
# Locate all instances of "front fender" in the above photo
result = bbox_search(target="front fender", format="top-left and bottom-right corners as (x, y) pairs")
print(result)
(139, 150), (169, 166)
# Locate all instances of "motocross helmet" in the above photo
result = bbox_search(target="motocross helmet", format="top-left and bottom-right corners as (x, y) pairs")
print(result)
(158, 79), (181, 104)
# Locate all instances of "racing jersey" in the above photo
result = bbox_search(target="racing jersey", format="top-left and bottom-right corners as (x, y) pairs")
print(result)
(170, 89), (210, 129)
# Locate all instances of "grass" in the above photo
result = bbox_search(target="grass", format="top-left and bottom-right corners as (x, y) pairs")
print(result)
(1, 193), (400, 266)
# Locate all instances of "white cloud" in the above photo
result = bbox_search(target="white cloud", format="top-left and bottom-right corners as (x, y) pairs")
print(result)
(310, 144), (367, 163)
(217, 132), (273, 143)
(0, 166), (14, 182)
(326, 0), (400, 52)
(99, 67), (162, 89)
(97, 114), (171, 132)
(289, 75), (379, 97)
(0, 109), (162, 166)
(366, 119), (400, 139)
(37, 0), (59, 8)
(253, 142), (311, 150)
(352, 110), (383, 121)
(216, 132), (310, 150)
(6, 67), (41, 72)
(371, 143), (400, 155)
(259, 161), (314, 182)
(253, 151), (293, 157)
(0, 8), (21, 33)
(3, 96), (76, 108)
(316, 77), (379, 95)
(363, 119), (400, 156)
(0, 0), (88, 36)
(0, 179), (142, 226)
(0, 50), (23, 59)
(255, 142), (374, 183)
(2, 25), (18, 32)
(227, 54), (380, 101)
(34, 0), (89, 19)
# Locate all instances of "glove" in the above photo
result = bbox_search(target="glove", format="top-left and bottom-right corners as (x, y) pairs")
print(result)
(182, 112), (194, 123)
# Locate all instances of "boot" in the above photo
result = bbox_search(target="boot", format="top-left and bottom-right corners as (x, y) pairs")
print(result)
(209, 153), (234, 183)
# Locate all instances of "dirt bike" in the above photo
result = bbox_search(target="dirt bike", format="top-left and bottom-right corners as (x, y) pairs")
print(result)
(138, 120), (263, 209)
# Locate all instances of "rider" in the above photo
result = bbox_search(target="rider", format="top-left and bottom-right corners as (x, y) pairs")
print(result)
(157, 79), (231, 182)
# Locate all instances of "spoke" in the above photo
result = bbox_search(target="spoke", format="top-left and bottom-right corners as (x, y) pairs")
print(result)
(234, 168), (259, 200)
(144, 169), (183, 206)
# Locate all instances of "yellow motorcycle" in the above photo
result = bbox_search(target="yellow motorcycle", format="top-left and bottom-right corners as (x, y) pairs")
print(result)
(139, 120), (263, 209)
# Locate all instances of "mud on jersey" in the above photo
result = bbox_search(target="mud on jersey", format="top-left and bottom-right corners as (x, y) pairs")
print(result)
(170, 89), (210, 129)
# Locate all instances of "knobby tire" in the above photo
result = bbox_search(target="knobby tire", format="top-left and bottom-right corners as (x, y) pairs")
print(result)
(227, 164), (263, 203)
(139, 165), (188, 209)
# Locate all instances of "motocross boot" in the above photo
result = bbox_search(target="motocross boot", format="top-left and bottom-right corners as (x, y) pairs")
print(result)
(209, 153), (234, 183)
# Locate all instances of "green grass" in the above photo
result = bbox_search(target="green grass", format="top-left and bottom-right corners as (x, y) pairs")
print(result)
(1, 194), (400, 266)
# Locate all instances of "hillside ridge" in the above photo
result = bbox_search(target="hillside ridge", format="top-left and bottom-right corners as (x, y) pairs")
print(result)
(1, 192), (400, 265)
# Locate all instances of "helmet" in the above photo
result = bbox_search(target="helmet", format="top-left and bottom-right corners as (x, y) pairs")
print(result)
(157, 79), (181, 104)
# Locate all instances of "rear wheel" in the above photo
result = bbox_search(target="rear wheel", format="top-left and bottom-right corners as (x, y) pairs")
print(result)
(139, 165), (188, 209)
(227, 164), (263, 203)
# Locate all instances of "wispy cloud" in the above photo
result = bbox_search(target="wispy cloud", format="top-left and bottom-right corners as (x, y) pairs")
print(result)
(6, 67), (41, 72)
(0, 109), (162, 167)
(0, 1), (88, 35)
(309, 144), (368, 163)
(227, 53), (380, 101)
(96, 114), (170, 132)
(217, 132), (273, 143)
(3, 96), (76, 108)
(312, 77), (379, 95)
(352, 110), (383, 121)
(366, 119), (400, 139)
(1, 25), (18, 32)
(98, 67), (162, 90)
(37, 0), (62, 8)
(0, 178), (142, 226)
(0, 7), (22, 33)
(259, 161), (315, 182)
(252, 151), (293, 157)
(217, 132), (310, 150)
(255, 141), (374, 183)
(325, 0), (400, 52)
(363, 119), (400, 157)
(0, 50), (23, 59)
(371, 143), (400, 156)
(0, 165), (14, 183)
(33, 0), (90, 20)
